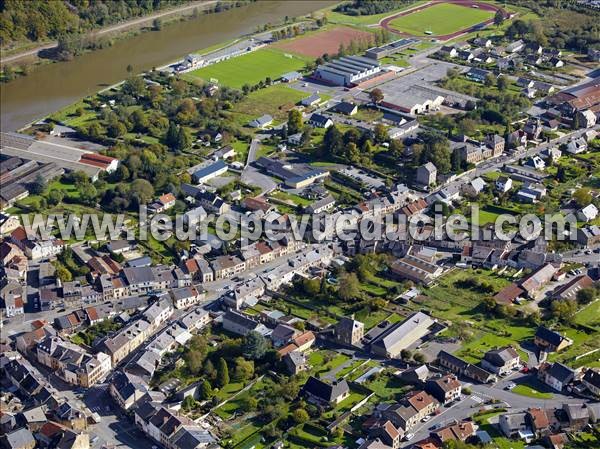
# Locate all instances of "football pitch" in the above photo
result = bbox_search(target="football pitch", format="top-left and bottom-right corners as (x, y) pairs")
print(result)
(185, 48), (309, 89)
(388, 3), (494, 36)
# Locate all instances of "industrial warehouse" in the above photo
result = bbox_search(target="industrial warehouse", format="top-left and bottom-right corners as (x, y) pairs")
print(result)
(313, 55), (381, 86)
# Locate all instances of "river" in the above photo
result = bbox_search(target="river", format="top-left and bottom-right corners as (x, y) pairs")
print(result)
(0, 0), (336, 132)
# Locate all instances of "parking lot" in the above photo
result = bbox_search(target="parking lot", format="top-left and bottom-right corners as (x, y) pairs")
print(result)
(339, 166), (386, 189)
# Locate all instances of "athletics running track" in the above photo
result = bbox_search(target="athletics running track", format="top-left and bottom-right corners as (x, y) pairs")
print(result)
(379, 0), (507, 41)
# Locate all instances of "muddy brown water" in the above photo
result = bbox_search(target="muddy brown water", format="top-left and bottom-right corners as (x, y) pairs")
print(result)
(0, 1), (336, 132)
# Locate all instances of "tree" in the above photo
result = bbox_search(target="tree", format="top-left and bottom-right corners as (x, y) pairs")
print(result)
(572, 188), (592, 207)
(30, 174), (47, 195)
(419, 131), (451, 173)
(362, 139), (375, 154)
(287, 109), (303, 135)
(482, 296), (497, 313)
(186, 350), (204, 375)
(338, 272), (360, 301)
(165, 121), (179, 149)
(494, 10), (504, 27)
(497, 75), (508, 91)
(216, 358), (229, 388)
(240, 396), (258, 412)
(54, 263), (72, 282)
(176, 126), (192, 151)
(107, 121), (126, 138)
(458, 118), (477, 136)
(130, 109), (148, 133)
(243, 331), (268, 360)
(400, 349), (412, 360)
(293, 408), (309, 424)
(79, 183), (98, 206)
(413, 352), (426, 363)
(389, 138), (404, 158)
(87, 122), (103, 139)
(576, 287), (596, 305)
(152, 18), (162, 31)
(550, 299), (577, 324)
(130, 179), (154, 205)
(203, 359), (217, 381)
(199, 379), (213, 400)
(47, 189), (64, 206)
(373, 123), (388, 143)
(322, 125), (343, 157)
(345, 142), (360, 163)
(122, 76), (145, 97)
(182, 395), (196, 410)
(484, 72), (495, 87)
(302, 278), (321, 295)
(369, 88), (384, 104)
(233, 357), (254, 382)
(113, 164), (130, 182)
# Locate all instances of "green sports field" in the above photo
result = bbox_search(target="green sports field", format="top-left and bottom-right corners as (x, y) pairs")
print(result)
(388, 3), (494, 36)
(185, 48), (309, 89)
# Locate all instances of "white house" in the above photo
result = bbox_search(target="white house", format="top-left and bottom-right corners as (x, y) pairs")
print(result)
(525, 155), (546, 171)
(461, 177), (486, 196)
(495, 176), (513, 194)
(565, 137), (587, 154)
(578, 204), (599, 223)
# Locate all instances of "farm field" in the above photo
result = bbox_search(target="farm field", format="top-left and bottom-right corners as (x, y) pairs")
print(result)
(387, 3), (494, 36)
(273, 26), (374, 58)
(185, 48), (309, 88)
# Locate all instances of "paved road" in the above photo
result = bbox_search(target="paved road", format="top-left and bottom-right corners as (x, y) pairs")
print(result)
(406, 370), (590, 446)
(1, 1), (216, 64)
(427, 125), (600, 203)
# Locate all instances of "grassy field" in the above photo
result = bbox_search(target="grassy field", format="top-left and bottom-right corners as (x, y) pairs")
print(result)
(322, 1), (428, 25)
(512, 383), (553, 400)
(230, 84), (306, 124)
(388, 3), (493, 36)
(185, 48), (309, 88)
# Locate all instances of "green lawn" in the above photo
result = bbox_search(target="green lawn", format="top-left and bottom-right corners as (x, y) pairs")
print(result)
(364, 371), (410, 399)
(455, 331), (532, 364)
(388, 3), (493, 36)
(511, 383), (553, 400)
(323, 1), (428, 25)
(575, 300), (600, 330)
(270, 190), (313, 207)
(308, 350), (350, 377)
(185, 48), (310, 88)
(230, 84), (306, 123)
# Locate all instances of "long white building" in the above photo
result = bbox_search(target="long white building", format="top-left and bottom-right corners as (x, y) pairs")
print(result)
(314, 55), (380, 86)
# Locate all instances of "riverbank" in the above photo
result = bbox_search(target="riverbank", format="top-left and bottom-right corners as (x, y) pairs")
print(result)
(1, 1), (214, 64)
(0, 1), (336, 132)
(0, 0), (241, 85)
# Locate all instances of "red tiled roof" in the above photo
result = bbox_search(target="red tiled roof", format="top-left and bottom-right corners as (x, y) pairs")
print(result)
(407, 391), (436, 412)
(39, 421), (64, 438)
(493, 283), (525, 304)
(10, 226), (27, 242)
(159, 193), (176, 204)
(277, 343), (298, 356)
(86, 307), (99, 321)
(184, 259), (199, 274)
(293, 331), (315, 347)
(528, 408), (550, 429)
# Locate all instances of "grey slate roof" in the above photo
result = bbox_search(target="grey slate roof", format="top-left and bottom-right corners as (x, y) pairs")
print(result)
(302, 376), (349, 402)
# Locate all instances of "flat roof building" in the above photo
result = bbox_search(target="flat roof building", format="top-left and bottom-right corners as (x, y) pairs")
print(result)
(314, 55), (381, 86)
